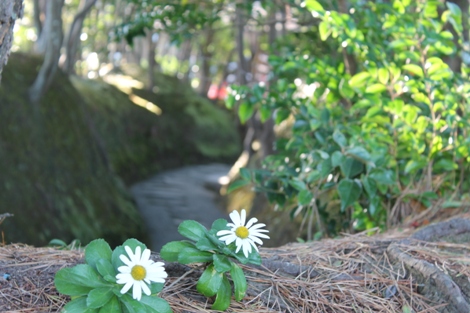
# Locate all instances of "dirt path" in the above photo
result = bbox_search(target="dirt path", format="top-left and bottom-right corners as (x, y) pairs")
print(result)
(130, 163), (230, 251)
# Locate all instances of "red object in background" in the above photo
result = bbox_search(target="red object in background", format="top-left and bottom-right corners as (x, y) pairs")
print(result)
(207, 82), (227, 100)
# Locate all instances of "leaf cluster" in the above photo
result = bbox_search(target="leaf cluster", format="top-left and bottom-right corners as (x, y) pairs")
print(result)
(160, 219), (259, 311)
(227, 0), (470, 236)
(55, 239), (172, 313)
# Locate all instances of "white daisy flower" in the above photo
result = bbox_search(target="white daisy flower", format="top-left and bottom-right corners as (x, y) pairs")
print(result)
(217, 209), (270, 258)
(116, 245), (168, 301)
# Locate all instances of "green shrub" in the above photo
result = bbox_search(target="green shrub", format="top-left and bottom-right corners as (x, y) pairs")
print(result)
(228, 0), (470, 238)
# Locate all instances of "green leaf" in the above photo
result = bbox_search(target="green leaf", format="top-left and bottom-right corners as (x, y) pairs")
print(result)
(319, 21), (331, 41)
(275, 108), (291, 124)
(289, 179), (307, 191)
(340, 157), (364, 178)
(85, 239), (112, 271)
(346, 147), (372, 163)
(365, 83), (386, 94)
(370, 169), (394, 185)
(148, 282), (164, 295)
(404, 159), (427, 174)
(339, 78), (355, 99)
(212, 275), (232, 311)
(178, 220), (208, 241)
(178, 247), (213, 264)
(238, 101), (254, 124)
(211, 218), (230, 234)
(239, 168), (251, 181)
(196, 236), (219, 251)
(305, 0), (324, 13)
(362, 177), (377, 197)
(434, 159), (457, 171)
(62, 297), (98, 313)
(160, 241), (195, 262)
(196, 264), (224, 297)
(96, 259), (116, 283)
(213, 254), (232, 273)
(333, 130), (347, 148)
(298, 189), (313, 206)
(230, 262), (247, 301)
(55, 265), (108, 296)
(121, 294), (147, 313)
(225, 94), (235, 109)
(87, 287), (114, 309)
(349, 72), (370, 88)
(378, 68), (389, 85)
(259, 106), (271, 122)
(402, 64), (423, 78)
(331, 151), (344, 167)
(319, 158), (332, 178)
(55, 268), (94, 296)
(98, 296), (120, 313)
(227, 179), (250, 193)
(337, 179), (362, 212)
(49, 239), (67, 247)
(320, 108), (330, 124)
(140, 295), (173, 313)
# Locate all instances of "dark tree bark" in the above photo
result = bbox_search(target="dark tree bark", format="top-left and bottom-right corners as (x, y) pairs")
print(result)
(0, 0), (24, 82)
(29, 0), (65, 104)
(61, 0), (97, 75)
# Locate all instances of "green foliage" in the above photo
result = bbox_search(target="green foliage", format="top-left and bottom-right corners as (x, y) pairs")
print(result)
(227, 0), (470, 237)
(55, 239), (172, 313)
(160, 217), (259, 311)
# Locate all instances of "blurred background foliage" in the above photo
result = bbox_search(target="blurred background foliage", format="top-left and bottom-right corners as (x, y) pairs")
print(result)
(1, 0), (469, 246)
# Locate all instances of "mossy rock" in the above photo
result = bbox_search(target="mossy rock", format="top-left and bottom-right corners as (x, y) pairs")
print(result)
(71, 66), (240, 183)
(0, 54), (148, 247)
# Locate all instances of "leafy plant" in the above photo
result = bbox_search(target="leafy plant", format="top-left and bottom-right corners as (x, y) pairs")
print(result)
(160, 214), (266, 311)
(55, 239), (172, 313)
(227, 0), (470, 238)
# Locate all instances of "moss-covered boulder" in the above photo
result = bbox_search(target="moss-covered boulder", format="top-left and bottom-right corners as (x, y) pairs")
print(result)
(71, 67), (240, 183)
(0, 54), (149, 247)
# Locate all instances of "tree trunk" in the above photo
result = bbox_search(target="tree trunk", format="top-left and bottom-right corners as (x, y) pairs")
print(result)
(61, 0), (97, 75)
(0, 0), (24, 82)
(199, 27), (216, 97)
(29, 0), (65, 104)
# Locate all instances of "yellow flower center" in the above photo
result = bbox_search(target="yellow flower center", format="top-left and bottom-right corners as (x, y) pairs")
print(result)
(131, 265), (146, 281)
(235, 226), (249, 239)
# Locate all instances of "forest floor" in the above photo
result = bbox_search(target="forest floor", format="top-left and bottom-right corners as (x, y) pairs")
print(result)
(1, 216), (470, 312)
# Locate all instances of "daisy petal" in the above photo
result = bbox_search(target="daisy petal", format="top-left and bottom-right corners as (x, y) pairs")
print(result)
(120, 280), (134, 294)
(240, 209), (246, 226)
(217, 230), (232, 236)
(248, 223), (266, 230)
(229, 210), (241, 226)
(140, 280), (151, 296)
(124, 246), (135, 263)
(133, 282), (142, 300)
(141, 248), (151, 263)
(119, 255), (133, 267)
(250, 232), (270, 239)
(134, 246), (142, 263)
(245, 217), (258, 228)
(249, 235), (264, 245)
(117, 265), (131, 274)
